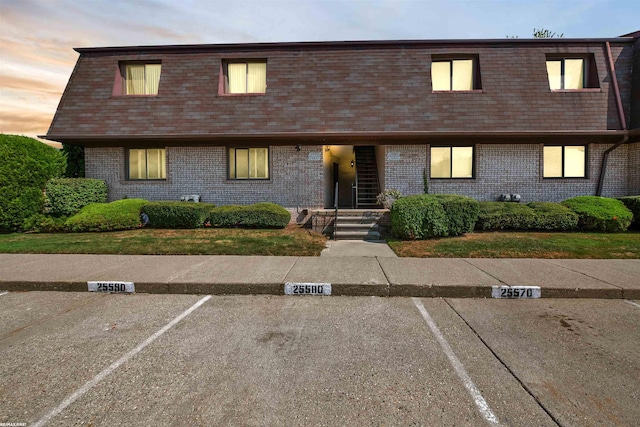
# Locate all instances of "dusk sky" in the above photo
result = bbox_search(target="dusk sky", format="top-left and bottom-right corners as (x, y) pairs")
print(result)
(0, 0), (638, 143)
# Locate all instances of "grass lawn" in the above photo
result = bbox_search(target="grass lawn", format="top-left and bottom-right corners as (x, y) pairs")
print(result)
(388, 231), (640, 258)
(0, 226), (328, 256)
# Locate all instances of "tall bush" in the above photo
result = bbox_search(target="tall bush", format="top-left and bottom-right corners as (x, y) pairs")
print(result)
(618, 196), (640, 229)
(46, 178), (107, 217)
(562, 196), (632, 232)
(390, 195), (448, 239)
(0, 134), (65, 232)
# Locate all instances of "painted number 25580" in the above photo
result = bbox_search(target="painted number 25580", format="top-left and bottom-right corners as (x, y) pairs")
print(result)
(284, 283), (331, 296)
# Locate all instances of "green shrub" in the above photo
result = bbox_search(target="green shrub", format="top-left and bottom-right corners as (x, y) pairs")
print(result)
(618, 196), (640, 229)
(23, 214), (68, 233)
(526, 202), (578, 231)
(476, 202), (539, 231)
(562, 196), (633, 232)
(0, 134), (66, 232)
(65, 199), (147, 232)
(46, 178), (107, 217)
(208, 203), (291, 228)
(432, 194), (480, 236)
(390, 195), (448, 239)
(143, 202), (216, 228)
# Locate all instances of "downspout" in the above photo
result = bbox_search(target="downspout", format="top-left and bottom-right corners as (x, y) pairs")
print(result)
(596, 41), (628, 196)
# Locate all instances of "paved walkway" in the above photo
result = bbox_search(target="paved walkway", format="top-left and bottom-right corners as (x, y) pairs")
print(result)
(321, 240), (397, 257)
(0, 254), (638, 298)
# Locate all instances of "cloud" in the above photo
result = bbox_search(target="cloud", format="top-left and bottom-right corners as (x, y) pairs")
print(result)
(0, 111), (53, 135)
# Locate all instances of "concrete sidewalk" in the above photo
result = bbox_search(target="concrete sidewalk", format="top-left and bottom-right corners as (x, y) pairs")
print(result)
(1, 254), (638, 299)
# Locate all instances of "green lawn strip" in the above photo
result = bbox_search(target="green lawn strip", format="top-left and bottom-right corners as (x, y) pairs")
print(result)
(0, 228), (327, 256)
(388, 231), (640, 258)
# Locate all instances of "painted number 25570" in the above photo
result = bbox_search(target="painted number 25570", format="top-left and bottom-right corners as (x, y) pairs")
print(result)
(492, 286), (541, 299)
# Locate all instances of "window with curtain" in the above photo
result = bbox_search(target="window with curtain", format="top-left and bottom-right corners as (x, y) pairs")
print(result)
(543, 145), (586, 178)
(545, 58), (585, 90)
(125, 63), (161, 95)
(228, 147), (269, 179)
(430, 146), (474, 178)
(224, 61), (267, 94)
(128, 148), (166, 180)
(431, 58), (478, 91)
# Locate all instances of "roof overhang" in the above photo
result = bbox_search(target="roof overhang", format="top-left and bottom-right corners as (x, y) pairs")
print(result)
(73, 37), (636, 55)
(42, 130), (630, 147)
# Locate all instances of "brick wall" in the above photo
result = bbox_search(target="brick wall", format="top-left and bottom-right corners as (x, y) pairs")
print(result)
(628, 142), (640, 195)
(85, 145), (325, 215)
(383, 143), (631, 202)
(49, 41), (633, 137)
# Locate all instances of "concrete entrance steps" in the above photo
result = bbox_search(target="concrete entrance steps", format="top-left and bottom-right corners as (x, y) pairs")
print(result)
(334, 209), (387, 240)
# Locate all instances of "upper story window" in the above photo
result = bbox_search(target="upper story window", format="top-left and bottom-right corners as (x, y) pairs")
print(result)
(545, 55), (598, 91)
(431, 57), (480, 91)
(223, 60), (267, 94)
(543, 145), (586, 178)
(228, 147), (269, 179)
(430, 146), (474, 178)
(128, 148), (166, 180)
(124, 63), (161, 95)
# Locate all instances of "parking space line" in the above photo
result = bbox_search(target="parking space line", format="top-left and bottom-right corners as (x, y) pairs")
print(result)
(624, 300), (640, 309)
(32, 295), (212, 427)
(0, 291), (8, 297)
(412, 298), (500, 426)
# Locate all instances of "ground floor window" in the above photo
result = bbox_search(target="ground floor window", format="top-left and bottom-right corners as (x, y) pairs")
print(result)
(228, 147), (269, 179)
(127, 148), (166, 180)
(430, 146), (474, 178)
(543, 145), (586, 178)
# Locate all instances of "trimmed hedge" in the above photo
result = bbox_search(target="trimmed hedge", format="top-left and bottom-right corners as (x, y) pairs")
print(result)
(618, 196), (640, 229)
(475, 202), (538, 231)
(475, 202), (579, 231)
(432, 194), (480, 236)
(562, 196), (632, 232)
(46, 178), (107, 217)
(65, 199), (148, 232)
(525, 202), (578, 231)
(0, 134), (66, 232)
(390, 195), (448, 239)
(142, 202), (216, 228)
(23, 214), (68, 233)
(207, 203), (291, 228)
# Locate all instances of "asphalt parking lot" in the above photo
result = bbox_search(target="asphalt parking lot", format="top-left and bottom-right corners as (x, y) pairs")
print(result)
(1, 292), (638, 426)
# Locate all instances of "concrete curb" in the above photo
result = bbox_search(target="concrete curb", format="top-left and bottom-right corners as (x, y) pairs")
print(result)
(1, 255), (638, 299)
(0, 280), (633, 299)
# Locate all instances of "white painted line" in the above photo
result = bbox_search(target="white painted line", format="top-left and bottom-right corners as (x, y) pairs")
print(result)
(412, 298), (500, 425)
(0, 291), (8, 297)
(624, 300), (640, 309)
(32, 295), (212, 427)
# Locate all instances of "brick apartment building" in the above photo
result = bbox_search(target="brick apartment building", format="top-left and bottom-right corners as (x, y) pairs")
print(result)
(45, 33), (640, 221)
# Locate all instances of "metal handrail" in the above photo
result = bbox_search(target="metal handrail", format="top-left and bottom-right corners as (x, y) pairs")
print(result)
(333, 181), (338, 240)
(354, 173), (359, 209)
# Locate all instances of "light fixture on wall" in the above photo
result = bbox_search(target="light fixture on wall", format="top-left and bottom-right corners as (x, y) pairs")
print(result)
(295, 145), (301, 151)
(350, 160), (354, 168)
